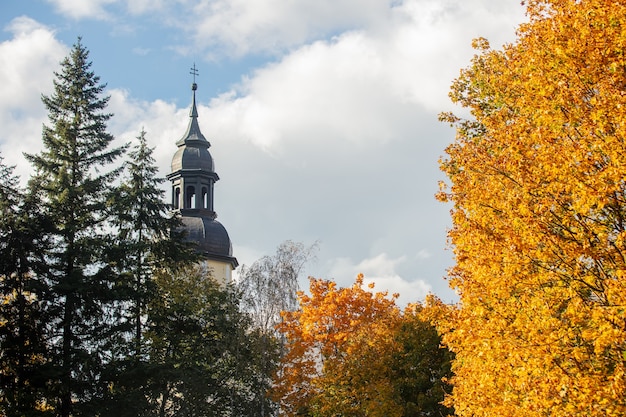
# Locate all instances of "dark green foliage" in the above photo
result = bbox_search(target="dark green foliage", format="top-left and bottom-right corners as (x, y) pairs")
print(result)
(24, 38), (125, 417)
(390, 313), (454, 417)
(108, 128), (195, 357)
(0, 155), (48, 416)
(3, 38), (291, 417)
(102, 128), (197, 416)
(132, 265), (277, 417)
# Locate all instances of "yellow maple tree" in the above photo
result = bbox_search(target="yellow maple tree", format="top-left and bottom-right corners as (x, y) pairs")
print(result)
(439, 1), (626, 416)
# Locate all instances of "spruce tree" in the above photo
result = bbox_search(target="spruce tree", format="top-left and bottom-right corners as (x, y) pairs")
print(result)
(25, 38), (125, 417)
(103, 129), (195, 416)
(0, 155), (47, 416)
(110, 128), (180, 357)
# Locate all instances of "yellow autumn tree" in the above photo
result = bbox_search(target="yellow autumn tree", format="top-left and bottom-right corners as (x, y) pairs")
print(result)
(439, 1), (626, 416)
(272, 275), (453, 416)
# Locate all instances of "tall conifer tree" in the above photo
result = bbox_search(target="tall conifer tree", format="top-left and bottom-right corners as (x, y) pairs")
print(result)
(25, 38), (125, 417)
(103, 129), (195, 416)
(0, 155), (47, 416)
(110, 128), (189, 357)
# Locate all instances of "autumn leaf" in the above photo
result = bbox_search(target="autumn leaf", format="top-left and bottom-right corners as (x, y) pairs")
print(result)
(439, 1), (626, 416)
(272, 275), (453, 416)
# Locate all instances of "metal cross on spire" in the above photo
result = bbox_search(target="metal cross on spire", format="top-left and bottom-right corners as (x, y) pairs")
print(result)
(190, 63), (199, 90)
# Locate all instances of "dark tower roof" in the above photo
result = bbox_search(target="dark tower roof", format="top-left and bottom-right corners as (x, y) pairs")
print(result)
(175, 82), (209, 147)
(167, 78), (238, 269)
(179, 213), (236, 262)
(170, 82), (215, 174)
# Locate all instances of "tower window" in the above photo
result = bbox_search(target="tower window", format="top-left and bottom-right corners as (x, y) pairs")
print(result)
(202, 187), (208, 209)
(186, 185), (196, 209)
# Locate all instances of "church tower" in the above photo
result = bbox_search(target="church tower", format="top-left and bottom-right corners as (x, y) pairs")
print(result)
(167, 73), (238, 283)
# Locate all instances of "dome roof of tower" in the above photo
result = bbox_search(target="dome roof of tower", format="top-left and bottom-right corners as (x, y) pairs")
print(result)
(171, 145), (214, 173)
(179, 211), (238, 267)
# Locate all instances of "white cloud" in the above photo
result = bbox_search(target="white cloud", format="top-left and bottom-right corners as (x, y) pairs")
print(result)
(126, 0), (167, 15)
(45, 0), (119, 20)
(131, 47), (151, 56)
(356, 253), (408, 277)
(0, 17), (65, 109)
(327, 253), (432, 306)
(196, 0), (526, 154)
(206, 32), (402, 152)
(0, 17), (66, 179)
(189, 0), (391, 56)
(106, 88), (187, 175)
(364, 275), (432, 306)
(184, 0), (525, 62)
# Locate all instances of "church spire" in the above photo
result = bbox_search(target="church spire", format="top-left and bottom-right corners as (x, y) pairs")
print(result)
(190, 63), (199, 118)
(176, 63), (209, 147)
(190, 82), (199, 118)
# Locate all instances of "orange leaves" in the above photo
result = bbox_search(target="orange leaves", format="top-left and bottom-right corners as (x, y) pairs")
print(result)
(272, 275), (452, 416)
(440, 1), (626, 416)
(272, 275), (399, 415)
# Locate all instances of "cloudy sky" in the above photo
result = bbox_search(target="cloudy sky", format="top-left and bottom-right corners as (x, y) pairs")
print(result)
(0, 0), (527, 304)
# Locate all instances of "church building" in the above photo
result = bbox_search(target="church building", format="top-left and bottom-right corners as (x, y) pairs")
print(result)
(166, 78), (238, 283)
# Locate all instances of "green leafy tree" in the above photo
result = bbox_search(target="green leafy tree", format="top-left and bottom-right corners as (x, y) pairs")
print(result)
(25, 38), (125, 417)
(389, 307), (454, 417)
(0, 155), (48, 416)
(142, 264), (276, 417)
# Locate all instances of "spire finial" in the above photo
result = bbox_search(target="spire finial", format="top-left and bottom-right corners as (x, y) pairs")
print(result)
(190, 63), (199, 90)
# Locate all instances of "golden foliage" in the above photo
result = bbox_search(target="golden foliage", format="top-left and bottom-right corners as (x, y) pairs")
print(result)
(272, 275), (453, 416)
(439, 1), (626, 416)
(272, 274), (400, 416)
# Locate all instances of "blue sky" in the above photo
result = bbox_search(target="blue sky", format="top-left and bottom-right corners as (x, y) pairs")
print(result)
(0, 0), (527, 304)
